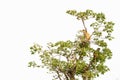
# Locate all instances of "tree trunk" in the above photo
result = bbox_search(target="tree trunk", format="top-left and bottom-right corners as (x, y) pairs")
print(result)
(69, 75), (75, 80)
(83, 76), (86, 80)
(82, 76), (91, 80)
(67, 71), (75, 80)
(67, 65), (76, 80)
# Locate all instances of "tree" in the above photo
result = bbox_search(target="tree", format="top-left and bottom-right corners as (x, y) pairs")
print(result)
(28, 9), (114, 80)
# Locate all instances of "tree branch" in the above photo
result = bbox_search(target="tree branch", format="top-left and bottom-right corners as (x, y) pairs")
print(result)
(81, 18), (87, 31)
(64, 73), (69, 80)
(58, 67), (69, 80)
(56, 70), (62, 80)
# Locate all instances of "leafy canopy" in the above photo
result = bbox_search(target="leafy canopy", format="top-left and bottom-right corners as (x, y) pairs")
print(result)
(28, 9), (114, 80)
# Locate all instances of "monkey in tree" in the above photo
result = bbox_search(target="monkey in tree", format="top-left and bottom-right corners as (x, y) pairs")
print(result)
(81, 18), (92, 41)
(79, 18), (91, 48)
(82, 29), (91, 41)
(92, 48), (100, 64)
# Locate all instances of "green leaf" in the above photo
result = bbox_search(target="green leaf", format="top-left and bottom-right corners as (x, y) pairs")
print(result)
(66, 10), (77, 16)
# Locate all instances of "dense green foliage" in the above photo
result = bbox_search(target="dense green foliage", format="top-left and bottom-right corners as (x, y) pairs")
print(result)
(28, 10), (114, 80)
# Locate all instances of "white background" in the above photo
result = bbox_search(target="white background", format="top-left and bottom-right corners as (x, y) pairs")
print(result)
(0, 0), (120, 80)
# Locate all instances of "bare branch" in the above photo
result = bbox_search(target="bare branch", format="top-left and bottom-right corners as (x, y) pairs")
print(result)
(81, 18), (87, 31)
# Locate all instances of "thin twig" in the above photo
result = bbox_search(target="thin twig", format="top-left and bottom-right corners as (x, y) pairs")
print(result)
(81, 18), (87, 31)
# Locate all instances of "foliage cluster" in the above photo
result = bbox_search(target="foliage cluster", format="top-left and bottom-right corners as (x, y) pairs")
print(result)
(28, 9), (114, 80)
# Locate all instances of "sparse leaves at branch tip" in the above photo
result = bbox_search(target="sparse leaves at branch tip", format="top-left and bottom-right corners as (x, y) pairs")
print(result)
(95, 40), (107, 47)
(102, 48), (112, 59)
(66, 9), (96, 20)
(96, 13), (105, 22)
(66, 10), (77, 16)
(30, 43), (42, 54)
(96, 64), (110, 74)
(28, 61), (37, 67)
(54, 40), (73, 48)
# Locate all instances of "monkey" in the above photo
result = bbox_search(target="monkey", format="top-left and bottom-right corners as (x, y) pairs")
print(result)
(80, 18), (92, 41)
(79, 30), (91, 48)
(82, 29), (91, 41)
(93, 48), (100, 63)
